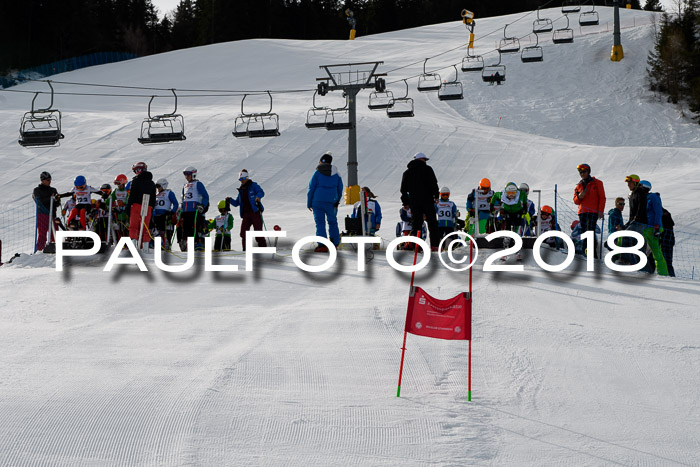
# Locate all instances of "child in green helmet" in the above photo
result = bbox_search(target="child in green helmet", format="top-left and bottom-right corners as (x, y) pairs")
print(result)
(208, 200), (234, 251)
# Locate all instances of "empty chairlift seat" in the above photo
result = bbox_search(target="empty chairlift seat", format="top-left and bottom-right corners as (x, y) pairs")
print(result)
(18, 82), (65, 148)
(367, 90), (394, 110)
(138, 90), (186, 144)
(552, 15), (574, 44)
(499, 23), (520, 54)
(461, 54), (484, 72)
(520, 34), (543, 63)
(232, 92), (280, 138)
(562, 0), (581, 13)
(579, 3), (599, 26)
(305, 90), (330, 128)
(386, 80), (414, 118)
(417, 58), (442, 92)
(533, 9), (553, 33)
(438, 66), (463, 101)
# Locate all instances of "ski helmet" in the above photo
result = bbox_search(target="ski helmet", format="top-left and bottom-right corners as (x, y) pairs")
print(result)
(504, 182), (518, 193)
(577, 163), (591, 172)
(571, 220), (580, 231)
(440, 186), (450, 194)
(218, 200), (228, 210)
(478, 178), (491, 190)
(541, 205), (553, 215)
(74, 175), (86, 187)
(625, 174), (640, 183)
(519, 182), (529, 194)
(156, 178), (169, 189)
(40, 171), (52, 181)
(100, 183), (112, 195)
(114, 174), (127, 185)
(132, 161), (147, 174)
(639, 180), (652, 190)
(183, 166), (197, 178)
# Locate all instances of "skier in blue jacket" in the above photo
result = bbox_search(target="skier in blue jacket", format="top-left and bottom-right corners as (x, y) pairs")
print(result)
(307, 152), (344, 252)
(226, 169), (267, 250)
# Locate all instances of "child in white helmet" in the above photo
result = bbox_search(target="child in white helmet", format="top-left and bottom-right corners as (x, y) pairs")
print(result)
(435, 186), (460, 241)
(153, 178), (179, 250)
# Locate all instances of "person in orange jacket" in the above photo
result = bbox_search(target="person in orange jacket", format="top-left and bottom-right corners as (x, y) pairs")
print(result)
(573, 163), (606, 258)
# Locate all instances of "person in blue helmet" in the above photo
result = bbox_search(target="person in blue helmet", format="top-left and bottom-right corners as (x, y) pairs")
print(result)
(639, 180), (668, 276)
(307, 152), (344, 252)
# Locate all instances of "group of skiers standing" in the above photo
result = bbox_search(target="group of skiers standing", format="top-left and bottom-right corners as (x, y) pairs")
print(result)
(31, 153), (676, 278)
(32, 163), (269, 253)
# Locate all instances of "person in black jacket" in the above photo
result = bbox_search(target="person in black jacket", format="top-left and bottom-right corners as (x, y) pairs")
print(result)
(660, 208), (675, 277)
(126, 161), (156, 248)
(625, 174), (647, 233)
(400, 152), (440, 250)
(32, 171), (61, 251)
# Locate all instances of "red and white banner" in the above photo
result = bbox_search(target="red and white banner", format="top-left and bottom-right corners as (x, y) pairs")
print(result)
(405, 287), (471, 340)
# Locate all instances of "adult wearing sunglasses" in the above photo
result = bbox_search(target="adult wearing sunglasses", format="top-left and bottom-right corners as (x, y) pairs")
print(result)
(573, 163), (606, 258)
(607, 197), (635, 265)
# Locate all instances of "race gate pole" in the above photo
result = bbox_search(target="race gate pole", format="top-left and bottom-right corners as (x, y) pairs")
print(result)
(138, 194), (150, 251)
(397, 229), (422, 397)
(468, 238), (473, 401)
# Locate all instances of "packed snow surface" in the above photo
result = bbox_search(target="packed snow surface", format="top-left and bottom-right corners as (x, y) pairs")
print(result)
(1, 7), (699, 466)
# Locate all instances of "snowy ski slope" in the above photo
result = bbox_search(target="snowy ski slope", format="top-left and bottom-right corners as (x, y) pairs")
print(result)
(1, 7), (699, 466)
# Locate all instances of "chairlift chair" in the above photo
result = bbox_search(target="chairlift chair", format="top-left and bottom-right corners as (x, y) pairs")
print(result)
(461, 49), (484, 72)
(552, 15), (575, 44)
(18, 81), (65, 148)
(521, 33), (544, 63)
(417, 58), (442, 92)
(499, 23), (521, 54)
(325, 95), (352, 130)
(137, 89), (186, 144)
(562, 0), (581, 13)
(533, 9), (553, 33)
(579, 2), (599, 26)
(306, 90), (330, 128)
(386, 80), (414, 118)
(232, 91), (280, 138)
(368, 89), (395, 110)
(482, 52), (506, 84)
(438, 65), (463, 101)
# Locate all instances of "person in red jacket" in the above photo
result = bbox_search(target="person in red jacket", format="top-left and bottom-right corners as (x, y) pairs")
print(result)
(573, 163), (606, 258)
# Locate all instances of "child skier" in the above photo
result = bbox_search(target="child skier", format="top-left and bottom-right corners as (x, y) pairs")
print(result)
(351, 186), (382, 235)
(61, 175), (103, 230)
(466, 178), (493, 235)
(208, 200), (234, 251)
(490, 182), (527, 234)
(109, 174), (130, 240)
(435, 186), (459, 240)
(153, 178), (179, 250)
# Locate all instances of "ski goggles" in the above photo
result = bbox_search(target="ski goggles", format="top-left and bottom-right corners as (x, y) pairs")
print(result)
(183, 171), (194, 177)
(577, 164), (590, 173)
(76, 184), (86, 190)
